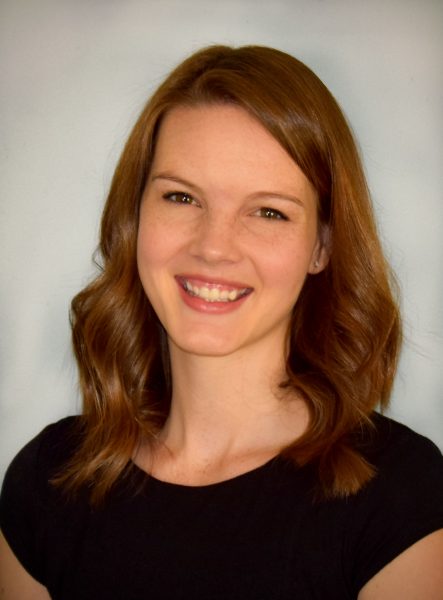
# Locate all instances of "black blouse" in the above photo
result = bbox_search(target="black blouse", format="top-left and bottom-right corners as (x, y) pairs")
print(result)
(1, 414), (443, 599)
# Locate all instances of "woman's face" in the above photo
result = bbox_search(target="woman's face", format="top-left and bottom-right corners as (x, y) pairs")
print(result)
(137, 104), (327, 359)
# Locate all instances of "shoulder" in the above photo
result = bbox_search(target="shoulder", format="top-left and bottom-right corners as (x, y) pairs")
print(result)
(356, 412), (443, 534)
(0, 417), (83, 583)
(1, 415), (83, 508)
(346, 413), (443, 593)
(2, 416), (82, 486)
(358, 412), (443, 494)
(363, 411), (441, 454)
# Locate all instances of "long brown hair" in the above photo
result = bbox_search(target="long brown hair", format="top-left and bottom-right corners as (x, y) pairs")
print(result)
(56, 45), (401, 503)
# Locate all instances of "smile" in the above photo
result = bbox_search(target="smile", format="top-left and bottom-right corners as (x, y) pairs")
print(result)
(178, 277), (252, 303)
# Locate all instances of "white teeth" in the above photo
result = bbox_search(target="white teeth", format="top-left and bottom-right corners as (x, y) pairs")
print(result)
(208, 288), (219, 301)
(182, 280), (248, 302)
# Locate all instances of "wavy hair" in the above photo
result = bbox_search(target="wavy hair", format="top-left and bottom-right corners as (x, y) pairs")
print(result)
(55, 45), (401, 503)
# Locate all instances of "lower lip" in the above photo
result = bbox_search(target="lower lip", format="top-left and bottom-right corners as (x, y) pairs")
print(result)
(177, 282), (251, 314)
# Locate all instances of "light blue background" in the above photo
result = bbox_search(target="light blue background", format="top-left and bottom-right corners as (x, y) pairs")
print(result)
(1, 0), (442, 480)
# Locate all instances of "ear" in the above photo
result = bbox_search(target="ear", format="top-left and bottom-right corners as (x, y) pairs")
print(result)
(308, 225), (330, 274)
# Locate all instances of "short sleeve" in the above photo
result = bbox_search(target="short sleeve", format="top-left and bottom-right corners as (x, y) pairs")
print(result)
(0, 417), (78, 584)
(1, 430), (47, 582)
(345, 417), (443, 594)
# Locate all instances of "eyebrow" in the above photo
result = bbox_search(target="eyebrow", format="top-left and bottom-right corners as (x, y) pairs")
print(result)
(150, 172), (306, 207)
(150, 173), (204, 196)
(249, 190), (305, 207)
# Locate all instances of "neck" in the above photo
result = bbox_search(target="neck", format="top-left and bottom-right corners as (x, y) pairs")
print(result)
(155, 336), (308, 470)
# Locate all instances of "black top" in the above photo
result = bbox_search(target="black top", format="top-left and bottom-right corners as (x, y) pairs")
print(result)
(1, 414), (443, 600)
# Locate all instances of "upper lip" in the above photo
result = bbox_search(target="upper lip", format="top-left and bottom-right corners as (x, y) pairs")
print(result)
(175, 274), (253, 291)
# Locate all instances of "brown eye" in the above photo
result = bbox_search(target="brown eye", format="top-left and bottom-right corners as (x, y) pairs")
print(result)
(163, 192), (197, 205)
(257, 207), (288, 221)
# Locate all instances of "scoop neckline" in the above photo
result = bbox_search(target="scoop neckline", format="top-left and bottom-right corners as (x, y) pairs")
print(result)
(131, 454), (284, 491)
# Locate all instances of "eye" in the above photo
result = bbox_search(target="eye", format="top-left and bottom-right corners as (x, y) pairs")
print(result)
(162, 191), (198, 205)
(255, 207), (288, 221)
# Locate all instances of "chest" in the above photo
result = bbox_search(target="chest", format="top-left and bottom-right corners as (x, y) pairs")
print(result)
(41, 473), (355, 599)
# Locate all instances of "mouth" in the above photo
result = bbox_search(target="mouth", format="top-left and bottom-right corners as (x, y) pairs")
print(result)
(176, 276), (253, 303)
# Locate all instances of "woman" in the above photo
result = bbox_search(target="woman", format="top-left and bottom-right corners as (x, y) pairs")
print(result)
(1, 45), (442, 599)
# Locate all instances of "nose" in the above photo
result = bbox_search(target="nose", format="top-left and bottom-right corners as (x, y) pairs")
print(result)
(189, 212), (242, 264)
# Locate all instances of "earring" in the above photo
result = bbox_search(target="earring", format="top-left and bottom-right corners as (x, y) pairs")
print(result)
(314, 260), (320, 269)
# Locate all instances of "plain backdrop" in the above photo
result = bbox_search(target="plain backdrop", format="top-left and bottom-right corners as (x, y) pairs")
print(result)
(1, 0), (442, 481)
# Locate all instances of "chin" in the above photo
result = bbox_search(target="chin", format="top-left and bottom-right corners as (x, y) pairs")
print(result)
(169, 331), (244, 358)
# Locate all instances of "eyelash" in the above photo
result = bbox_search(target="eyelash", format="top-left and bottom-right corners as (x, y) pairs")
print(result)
(162, 191), (197, 205)
(256, 207), (288, 221)
(161, 192), (288, 222)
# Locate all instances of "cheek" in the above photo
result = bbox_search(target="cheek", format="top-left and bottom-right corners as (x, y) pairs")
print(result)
(137, 226), (155, 275)
(136, 225), (169, 299)
(136, 227), (172, 315)
(258, 237), (316, 291)
(137, 212), (173, 271)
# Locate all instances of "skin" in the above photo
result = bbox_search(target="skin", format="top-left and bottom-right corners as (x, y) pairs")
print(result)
(137, 104), (327, 361)
(136, 104), (327, 483)
(1, 104), (442, 598)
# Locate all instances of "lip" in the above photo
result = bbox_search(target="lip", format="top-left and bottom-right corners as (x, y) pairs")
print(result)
(175, 275), (253, 314)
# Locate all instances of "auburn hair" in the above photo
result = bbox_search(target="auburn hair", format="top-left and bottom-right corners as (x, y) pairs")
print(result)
(55, 45), (401, 504)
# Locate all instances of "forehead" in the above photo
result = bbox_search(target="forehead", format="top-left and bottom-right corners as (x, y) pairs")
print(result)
(151, 104), (315, 199)
(155, 103), (278, 157)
